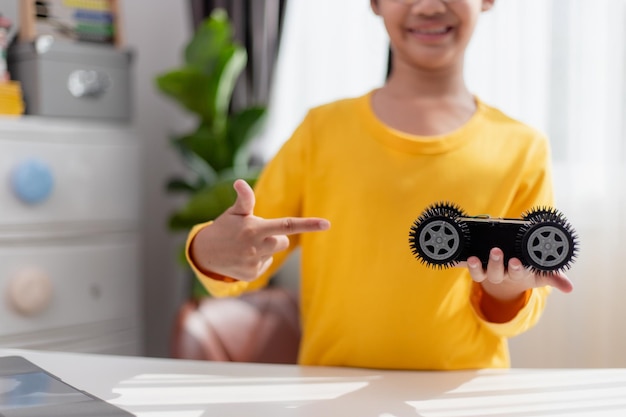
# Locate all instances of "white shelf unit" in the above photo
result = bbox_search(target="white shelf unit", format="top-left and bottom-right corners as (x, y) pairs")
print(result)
(0, 116), (142, 355)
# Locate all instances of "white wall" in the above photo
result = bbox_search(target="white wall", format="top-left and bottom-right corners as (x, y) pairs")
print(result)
(118, 0), (194, 357)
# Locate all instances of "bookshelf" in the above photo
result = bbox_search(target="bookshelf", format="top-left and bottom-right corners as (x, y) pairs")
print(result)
(19, 0), (122, 47)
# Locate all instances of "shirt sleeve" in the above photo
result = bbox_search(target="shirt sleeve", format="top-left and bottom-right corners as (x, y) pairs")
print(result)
(469, 283), (552, 337)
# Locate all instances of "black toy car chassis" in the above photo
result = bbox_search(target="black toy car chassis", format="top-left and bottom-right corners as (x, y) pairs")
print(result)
(408, 202), (579, 274)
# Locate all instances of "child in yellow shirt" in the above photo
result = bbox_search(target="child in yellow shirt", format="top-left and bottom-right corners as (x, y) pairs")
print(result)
(186, 0), (573, 370)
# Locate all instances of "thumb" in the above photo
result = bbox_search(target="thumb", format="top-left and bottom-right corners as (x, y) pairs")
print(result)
(542, 272), (574, 294)
(230, 179), (256, 216)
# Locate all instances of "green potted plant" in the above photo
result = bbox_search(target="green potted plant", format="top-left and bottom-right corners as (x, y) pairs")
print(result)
(155, 9), (266, 298)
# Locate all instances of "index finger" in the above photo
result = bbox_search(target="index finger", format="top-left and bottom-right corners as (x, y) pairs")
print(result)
(258, 217), (331, 237)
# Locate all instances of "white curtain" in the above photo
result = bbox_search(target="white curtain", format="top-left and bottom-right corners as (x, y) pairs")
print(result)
(251, 0), (389, 161)
(258, 0), (626, 368)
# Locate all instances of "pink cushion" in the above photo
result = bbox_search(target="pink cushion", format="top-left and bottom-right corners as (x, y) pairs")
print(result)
(171, 287), (301, 364)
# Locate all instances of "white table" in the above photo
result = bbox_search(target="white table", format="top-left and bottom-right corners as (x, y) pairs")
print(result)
(2, 349), (626, 417)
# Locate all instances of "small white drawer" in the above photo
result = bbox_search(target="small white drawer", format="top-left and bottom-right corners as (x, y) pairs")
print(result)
(0, 117), (140, 229)
(0, 233), (140, 335)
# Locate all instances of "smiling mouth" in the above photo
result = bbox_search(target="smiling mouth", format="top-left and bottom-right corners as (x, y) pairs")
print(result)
(409, 26), (453, 35)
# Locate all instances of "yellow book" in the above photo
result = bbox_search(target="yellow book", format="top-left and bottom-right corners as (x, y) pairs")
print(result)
(0, 81), (25, 115)
(63, 0), (112, 11)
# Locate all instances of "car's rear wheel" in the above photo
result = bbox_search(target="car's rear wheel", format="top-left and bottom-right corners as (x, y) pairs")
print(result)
(409, 202), (469, 268)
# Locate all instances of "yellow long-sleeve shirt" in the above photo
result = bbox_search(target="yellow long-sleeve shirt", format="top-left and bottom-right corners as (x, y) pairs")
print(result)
(187, 91), (555, 370)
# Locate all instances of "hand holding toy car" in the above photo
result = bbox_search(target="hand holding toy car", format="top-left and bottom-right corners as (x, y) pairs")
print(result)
(409, 202), (578, 300)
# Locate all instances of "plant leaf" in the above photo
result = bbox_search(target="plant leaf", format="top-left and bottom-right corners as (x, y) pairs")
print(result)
(174, 123), (233, 173)
(166, 177), (198, 193)
(170, 131), (219, 185)
(191, 276), (211, 299)
(185, 9), (232, 72)
(168, 174), (258, 231)
(168, 180), (237, 230)
(212, 46), (247, 133)
(155, 68), (213, 119)
(228, 106), (267, 173)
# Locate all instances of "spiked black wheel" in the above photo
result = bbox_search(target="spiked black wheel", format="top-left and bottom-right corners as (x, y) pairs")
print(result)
(518, 207), (579, 273)
(409, 202), (470, 268)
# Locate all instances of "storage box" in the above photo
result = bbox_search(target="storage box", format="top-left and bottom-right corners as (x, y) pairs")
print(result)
(8, 39), (132, 121)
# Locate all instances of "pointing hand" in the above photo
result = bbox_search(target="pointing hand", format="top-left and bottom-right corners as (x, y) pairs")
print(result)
(190, 179), (330, 281)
